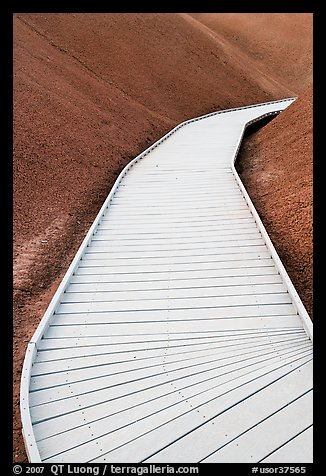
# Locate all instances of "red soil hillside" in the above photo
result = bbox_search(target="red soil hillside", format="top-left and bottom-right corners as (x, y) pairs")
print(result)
(236, 86), (313, 317)
(191, 13), (313, 95)
(13, 13), (312, 462)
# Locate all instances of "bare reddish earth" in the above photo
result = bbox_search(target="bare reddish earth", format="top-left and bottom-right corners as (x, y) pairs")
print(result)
(13, 13), (312, 462)
(236, 86), (313, 318)
(191, 13), (313, 95)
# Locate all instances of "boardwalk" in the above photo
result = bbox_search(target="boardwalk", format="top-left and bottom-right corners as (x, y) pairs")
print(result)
(21, 98), (313, 463)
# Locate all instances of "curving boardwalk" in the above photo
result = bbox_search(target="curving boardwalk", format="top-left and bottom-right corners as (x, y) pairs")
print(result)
(21, 98), (313, 463)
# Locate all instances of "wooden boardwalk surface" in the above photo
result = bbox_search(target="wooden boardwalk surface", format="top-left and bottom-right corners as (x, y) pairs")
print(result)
(21, 98), (313, 463)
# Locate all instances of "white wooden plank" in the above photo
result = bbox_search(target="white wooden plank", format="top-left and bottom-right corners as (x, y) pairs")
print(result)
(119, 170), (234, 176)
(95, 219), (258, 231)
(103, 213), (254, 224)
(67, 274), (282, 292)
(31, 333), (307, 376)
(108, 198), (244, 206)
(116, 178), (236, 185)
(96, 223), (259, 233)
(98, 215), (252, 230)
(110, 198), (247, 207)
(112, 189), (243, 198)
(75, 258), (275, 275)
(122, 168), (234, 173)
(35, 329), (305, 362)
(42, 359), (312, 462)
(87, 234), (263, 250)
(79, 250), (271, 265)
(30, 341), (311, 415)
(49, 309), (300, 330)
(107, 192), (246, 201)
(92, 225), (260, 240)
(98, 223), (255, 234)
(70, 266), (279, 283)
(34, 344), (306, 418)
(101, 221), (254, 234)
(107, 195), (247, 205)
(108, 203), (246, 212)
(124, 169), (231, 174)
(37, 361), (312, 461)
(103, 206), (249, 220)
(115, 174), (236, 180)
(61, 283), (286, 302)
(108, 199), (247, 211)
(108, 207), (247, 216)
(61, 283), (287, 303)
(30, 340), (311, 393)
(119, 170), (233, 176)
(92, 364), (311, 463)
(82, 244), (267, 260)
(202, 391), (312, 462)
(56, 293), (291, 315)
(260, 426), (313, 463)
(37, 325), (303, 351)
(30, 347), (311, 429)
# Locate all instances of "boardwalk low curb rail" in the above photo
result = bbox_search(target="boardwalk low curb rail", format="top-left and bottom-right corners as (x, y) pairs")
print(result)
(20, 98), (313, 463)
